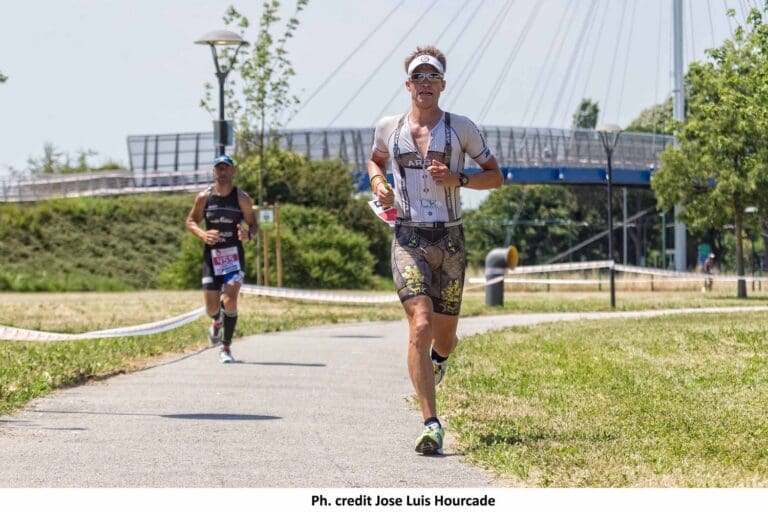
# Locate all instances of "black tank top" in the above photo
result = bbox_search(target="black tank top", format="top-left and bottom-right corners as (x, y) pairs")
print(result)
(204, 186), (244, 250)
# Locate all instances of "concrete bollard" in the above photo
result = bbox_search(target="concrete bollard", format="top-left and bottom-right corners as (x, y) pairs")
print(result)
(484, 246), (519, 306)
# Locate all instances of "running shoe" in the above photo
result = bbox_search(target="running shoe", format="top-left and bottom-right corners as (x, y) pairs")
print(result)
(208, 321), (222, 346)
(219, 348), (234, 364)
(415, 424), (444, 455)
(433, 358), (448, 386)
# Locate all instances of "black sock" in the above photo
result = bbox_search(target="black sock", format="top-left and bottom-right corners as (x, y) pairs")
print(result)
(223, 310), (238, 343)
(431, 348), (447, 363)
(424, 417), (441, 428)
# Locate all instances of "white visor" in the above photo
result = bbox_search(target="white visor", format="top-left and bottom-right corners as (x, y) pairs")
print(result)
(407, 54), (445, 76)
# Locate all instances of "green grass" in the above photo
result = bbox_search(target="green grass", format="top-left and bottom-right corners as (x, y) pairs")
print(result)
(0, 194), (193, 291)
(441, 311), (768, 486)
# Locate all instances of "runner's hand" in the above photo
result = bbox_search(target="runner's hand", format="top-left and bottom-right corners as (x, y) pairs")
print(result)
(204, 230), (220, 245)
(237, 224), (252, 242)
(428, 160), (458, 186)
(376, 181), (394, 208)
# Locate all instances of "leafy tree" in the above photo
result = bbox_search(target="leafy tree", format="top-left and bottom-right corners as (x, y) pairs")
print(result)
(235, 149), (391, 277)
(27, 142), (63, 174)
(572, 98), (599, 129)
(27, 143), (106, 174)
(161, 203), (378, 290)
(0, 72), (7, 83)
(464, 185), (598, 266)
(653, 7), (768, 298)
(625, 97), (674, 135)
(201, 1), (309, 203)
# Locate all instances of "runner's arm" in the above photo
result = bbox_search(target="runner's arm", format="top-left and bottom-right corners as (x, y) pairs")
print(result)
(461, 156), (503, 190)
(368, 151), (394, 207)
(238, 191), (258, 242)
(186, 191), (218, 244)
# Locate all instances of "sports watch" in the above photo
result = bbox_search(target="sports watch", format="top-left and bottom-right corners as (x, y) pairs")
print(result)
(459, 172), (469, 187)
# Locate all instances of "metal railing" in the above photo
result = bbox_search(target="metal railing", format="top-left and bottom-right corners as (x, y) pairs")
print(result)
(0, 126), (674, 202)
(127, 126), (672, 174)
(0, 169), (212, 203)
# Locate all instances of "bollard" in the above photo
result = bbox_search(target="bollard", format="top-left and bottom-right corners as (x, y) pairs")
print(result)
(484, 246), (519, 306)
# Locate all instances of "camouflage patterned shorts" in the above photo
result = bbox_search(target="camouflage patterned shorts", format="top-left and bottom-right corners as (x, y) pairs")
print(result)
(391, 224), (466, 316)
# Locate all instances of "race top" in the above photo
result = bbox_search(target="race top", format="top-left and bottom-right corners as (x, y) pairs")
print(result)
(372, 111), (493, 223)
(203, 186), (244, 251)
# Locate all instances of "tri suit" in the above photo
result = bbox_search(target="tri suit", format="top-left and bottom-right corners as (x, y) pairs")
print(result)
(372, 111), (494, 315)
(201, 186), (246, 290)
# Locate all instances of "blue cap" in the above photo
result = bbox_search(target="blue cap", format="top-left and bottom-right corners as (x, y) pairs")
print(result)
(213, 154), (234, 167)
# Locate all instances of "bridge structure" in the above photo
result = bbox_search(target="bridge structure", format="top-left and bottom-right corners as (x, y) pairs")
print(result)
(0, 126), (672, 203)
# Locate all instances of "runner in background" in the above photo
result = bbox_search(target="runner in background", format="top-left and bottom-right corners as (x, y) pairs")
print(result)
(186, 154), (257, 363)
(368, 46), (503, 455)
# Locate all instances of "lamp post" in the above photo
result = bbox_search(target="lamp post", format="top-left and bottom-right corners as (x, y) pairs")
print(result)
(597, 124), (623, 308)
(195, 30), (249, 157)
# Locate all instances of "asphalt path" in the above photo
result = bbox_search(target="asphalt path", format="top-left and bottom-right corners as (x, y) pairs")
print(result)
(1, 306), (766, 487)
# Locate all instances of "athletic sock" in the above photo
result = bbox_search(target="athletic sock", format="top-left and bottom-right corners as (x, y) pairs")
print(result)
(431, 348), (448, 363)
(424, 417), (441, 429)
(222, 310), (238, 344)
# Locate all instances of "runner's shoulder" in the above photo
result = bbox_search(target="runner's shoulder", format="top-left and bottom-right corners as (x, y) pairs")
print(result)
(374, 114), (405, 135)
(195, 186), (213, 202)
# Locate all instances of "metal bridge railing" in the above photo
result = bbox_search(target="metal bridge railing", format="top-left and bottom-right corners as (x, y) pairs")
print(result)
(0, 169), (212, 203)
(0, 126), (674, 202)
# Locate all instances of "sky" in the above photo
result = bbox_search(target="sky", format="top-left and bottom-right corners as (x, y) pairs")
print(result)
(0, 0), (758, 177)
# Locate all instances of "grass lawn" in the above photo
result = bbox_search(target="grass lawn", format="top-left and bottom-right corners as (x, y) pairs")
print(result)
(442, 311), (768, 486)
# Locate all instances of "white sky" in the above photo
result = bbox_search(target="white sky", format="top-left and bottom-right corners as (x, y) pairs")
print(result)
(0, 0), (755, 176)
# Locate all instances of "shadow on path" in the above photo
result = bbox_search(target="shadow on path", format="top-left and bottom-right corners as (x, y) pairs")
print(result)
(233, 361), (325, 367)
(31, 409), (281, 421)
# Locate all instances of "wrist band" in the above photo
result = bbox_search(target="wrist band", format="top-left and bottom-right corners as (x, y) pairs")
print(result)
(370, 175), (387, 190)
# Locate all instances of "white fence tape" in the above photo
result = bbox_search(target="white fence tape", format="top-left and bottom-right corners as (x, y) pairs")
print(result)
(614, 263), (768, 283)
(466, 261), (768, 285)
(5, 260), (765, 342)
(0, 307), (205, 342)
(240, 284), (399, 303)
(509, 260), (614, 274)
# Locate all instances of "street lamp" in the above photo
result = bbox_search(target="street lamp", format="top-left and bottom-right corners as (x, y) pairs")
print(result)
(195, 30), (249, 157)
(597, 123), (623, 308)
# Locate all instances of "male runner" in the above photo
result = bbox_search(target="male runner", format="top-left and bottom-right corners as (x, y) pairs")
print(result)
(186, 154), (257, 363)
(368, 46), (503, 454)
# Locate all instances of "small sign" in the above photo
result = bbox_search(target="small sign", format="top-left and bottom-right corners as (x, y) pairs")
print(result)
(259, 209), (274, 224)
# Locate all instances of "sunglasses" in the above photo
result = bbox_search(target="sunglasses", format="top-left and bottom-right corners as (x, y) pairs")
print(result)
(409, 72), (444, 83)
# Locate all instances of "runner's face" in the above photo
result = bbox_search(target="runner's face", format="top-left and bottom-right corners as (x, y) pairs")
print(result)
(406, 64), (445, 108)
(213, 163), (236, 184)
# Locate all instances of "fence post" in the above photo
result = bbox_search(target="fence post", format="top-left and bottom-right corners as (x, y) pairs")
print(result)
(275, 203), (283, 287)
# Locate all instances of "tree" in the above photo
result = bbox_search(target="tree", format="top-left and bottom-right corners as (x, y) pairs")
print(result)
(572, 98), (599, 129)
(27, 142), (62, 174)
(27, 143), (103, 174)
(652, 7), (768, 298)
(201, 1), (309, 203)
(0, 72), (7, 84)
(625, 97), (674, 135)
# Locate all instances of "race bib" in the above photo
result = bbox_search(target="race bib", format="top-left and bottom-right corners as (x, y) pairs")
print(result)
(211, 246), (241, 276)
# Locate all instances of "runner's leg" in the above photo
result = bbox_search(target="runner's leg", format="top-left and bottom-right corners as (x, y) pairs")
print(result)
(404, 295), (437, 420)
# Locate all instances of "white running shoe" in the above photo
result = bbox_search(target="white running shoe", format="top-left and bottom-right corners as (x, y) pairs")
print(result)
(219, 348), (234, 364)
